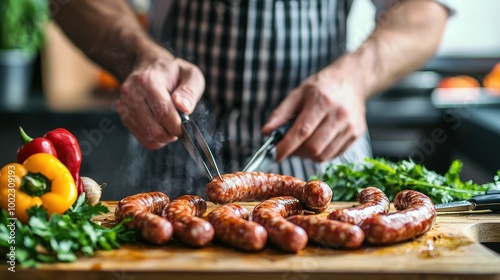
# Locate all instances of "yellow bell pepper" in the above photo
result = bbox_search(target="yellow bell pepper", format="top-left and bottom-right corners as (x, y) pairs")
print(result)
(0, 153), (78, 223)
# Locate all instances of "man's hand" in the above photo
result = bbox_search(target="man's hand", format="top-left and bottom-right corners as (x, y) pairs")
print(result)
(51, 0), (205, 151)
(116, 48), (205, 150)
(262, 65), (367, 162)
(262, 0), (448, 163)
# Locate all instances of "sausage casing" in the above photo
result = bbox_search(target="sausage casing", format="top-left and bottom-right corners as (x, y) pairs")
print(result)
(287, 215), (365, 249)
(162, 195), (215, 247)
(114, 191), (173, 245)
(359, 190), (436, 245)
(207, 204), (268, 251)
(206, 172), (332, 213)
(250, 196), (308, 253)
(328, 187), (390, 225)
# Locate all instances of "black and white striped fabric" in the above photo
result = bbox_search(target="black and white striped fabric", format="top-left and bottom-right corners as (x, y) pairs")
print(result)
(125, 0), (377, 198)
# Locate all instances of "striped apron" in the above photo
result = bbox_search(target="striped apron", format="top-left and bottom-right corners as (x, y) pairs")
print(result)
(124, 0), (372, 198)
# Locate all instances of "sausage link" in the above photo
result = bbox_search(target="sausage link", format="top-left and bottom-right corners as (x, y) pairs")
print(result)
(328, 187), (390, 225)
(359, 190), (436, 245)
(207, 204), (268, 251)
(114, 192), (173, 245)
(206, 172), (332, 213)
(161, 195), (215, 247)
(287, 215), (365, 249)
(250, 196), (308, 253)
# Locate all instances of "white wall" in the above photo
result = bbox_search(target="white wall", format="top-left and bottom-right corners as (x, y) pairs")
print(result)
(347, 0), (500, 58)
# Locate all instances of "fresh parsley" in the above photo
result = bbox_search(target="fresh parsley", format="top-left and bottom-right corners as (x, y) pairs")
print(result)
(313, 158), (500, 204)
(0, 194), (138, 267)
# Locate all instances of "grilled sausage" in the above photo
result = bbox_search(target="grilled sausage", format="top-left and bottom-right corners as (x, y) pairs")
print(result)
(359, 190), (436, 245)
(302, 180), (333, 213)
(250, 196), (308, 253)
(207, 204), (268, 251)
(161, 195), (214, 247)
(327, 187), (390, 225)
(114, 192), (173, 245)
(206, 172), (332, 213)
(287, 215), (365, 249)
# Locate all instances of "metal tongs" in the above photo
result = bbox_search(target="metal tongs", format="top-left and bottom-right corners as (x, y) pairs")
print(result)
(242, 121), (293, 172)
(178, 112), (223, 181)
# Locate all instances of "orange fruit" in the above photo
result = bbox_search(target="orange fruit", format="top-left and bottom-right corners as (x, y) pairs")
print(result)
(483, 72), (500, 95)
(489, 62), (500, 75)
(437, 75), (480, 88)
(483, 62), (500, 95)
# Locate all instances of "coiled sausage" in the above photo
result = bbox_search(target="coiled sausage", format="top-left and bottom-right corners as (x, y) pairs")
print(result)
(206, 172), (332, 213)
(207, 204), (268, 251)
(359, 190), (436, 245)
(250, 196), (308, 253)
(114, 192), (173, 245)
(328, 187), (390, 225)
(161, 195), (215, 247)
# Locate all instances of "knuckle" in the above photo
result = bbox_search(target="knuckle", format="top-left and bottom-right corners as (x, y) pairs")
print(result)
(135, 71), (152, 86)
(120, 82), (131, 95)
(311, 148), (324, 161)
(150, 102), (168, 121)
(316, 153), (330, 163)
(336, 105), (348, 119)
(297, 124), (313, 139)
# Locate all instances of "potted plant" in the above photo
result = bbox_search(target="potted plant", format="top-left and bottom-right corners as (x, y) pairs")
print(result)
(0, 0), (49, 108)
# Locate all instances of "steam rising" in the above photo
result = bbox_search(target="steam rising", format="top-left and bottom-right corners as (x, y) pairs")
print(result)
(120, 100), (225, 199)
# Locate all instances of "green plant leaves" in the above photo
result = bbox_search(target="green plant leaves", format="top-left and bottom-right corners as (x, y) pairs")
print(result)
(313, 157), (500, 204)
(0, 0), (49, 51)
(0, 194), (138, 267)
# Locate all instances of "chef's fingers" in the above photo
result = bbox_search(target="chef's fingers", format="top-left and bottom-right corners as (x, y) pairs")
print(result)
(115, 97), (173, 150)
(292, 114), (343, 162)
(274, 87), (331, 162)
(171, 60), (205, 114)
(321, 128), (357, 161)
(142, 78), (183, 138)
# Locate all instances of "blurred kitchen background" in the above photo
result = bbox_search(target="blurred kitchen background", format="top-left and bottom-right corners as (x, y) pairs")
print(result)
(1, 0), (499, 200)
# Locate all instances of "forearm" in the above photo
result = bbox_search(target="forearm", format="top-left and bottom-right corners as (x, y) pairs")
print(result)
(326, 0), (448, 99)
(50, 0), (166, 81)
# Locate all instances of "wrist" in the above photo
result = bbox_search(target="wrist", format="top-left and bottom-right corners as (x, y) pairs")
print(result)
(321, 54), (373, 101)
(133, 40), (175, 69)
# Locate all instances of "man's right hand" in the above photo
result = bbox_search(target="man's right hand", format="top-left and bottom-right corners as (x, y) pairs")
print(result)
(116, 48), (205, 150)
(50, 0), (205, 150)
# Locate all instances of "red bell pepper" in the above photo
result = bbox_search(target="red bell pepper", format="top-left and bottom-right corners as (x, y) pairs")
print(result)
(44, 128), (84, 195)
(15, 127), (84, 195)
(16, 127), (58, 164)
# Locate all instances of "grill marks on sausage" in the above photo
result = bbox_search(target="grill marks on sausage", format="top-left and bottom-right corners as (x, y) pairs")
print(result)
(328, 187), (390, 225)
(360, 190), (436, 245)
(250, 196), (308, 253)
(162, 195), (215, 247)
(287, 215), (365, 249)
(207, 204), (268, 251)
(114, 192), (173, 245)
(206, 172), (332, 213)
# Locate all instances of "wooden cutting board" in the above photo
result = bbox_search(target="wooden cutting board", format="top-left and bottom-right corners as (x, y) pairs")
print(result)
(3, 202), (500, 280)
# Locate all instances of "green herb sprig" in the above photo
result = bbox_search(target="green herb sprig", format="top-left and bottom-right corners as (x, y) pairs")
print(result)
(312, 158), (500, 204)
(0, 194), (138, 267)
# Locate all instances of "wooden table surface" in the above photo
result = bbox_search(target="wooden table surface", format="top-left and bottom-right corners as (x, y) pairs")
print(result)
(3, 201), (500, 280)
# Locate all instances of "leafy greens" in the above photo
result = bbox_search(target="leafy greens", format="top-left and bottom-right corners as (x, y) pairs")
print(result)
(0, 194), (138, 267)
(312, 158), (500, 204)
